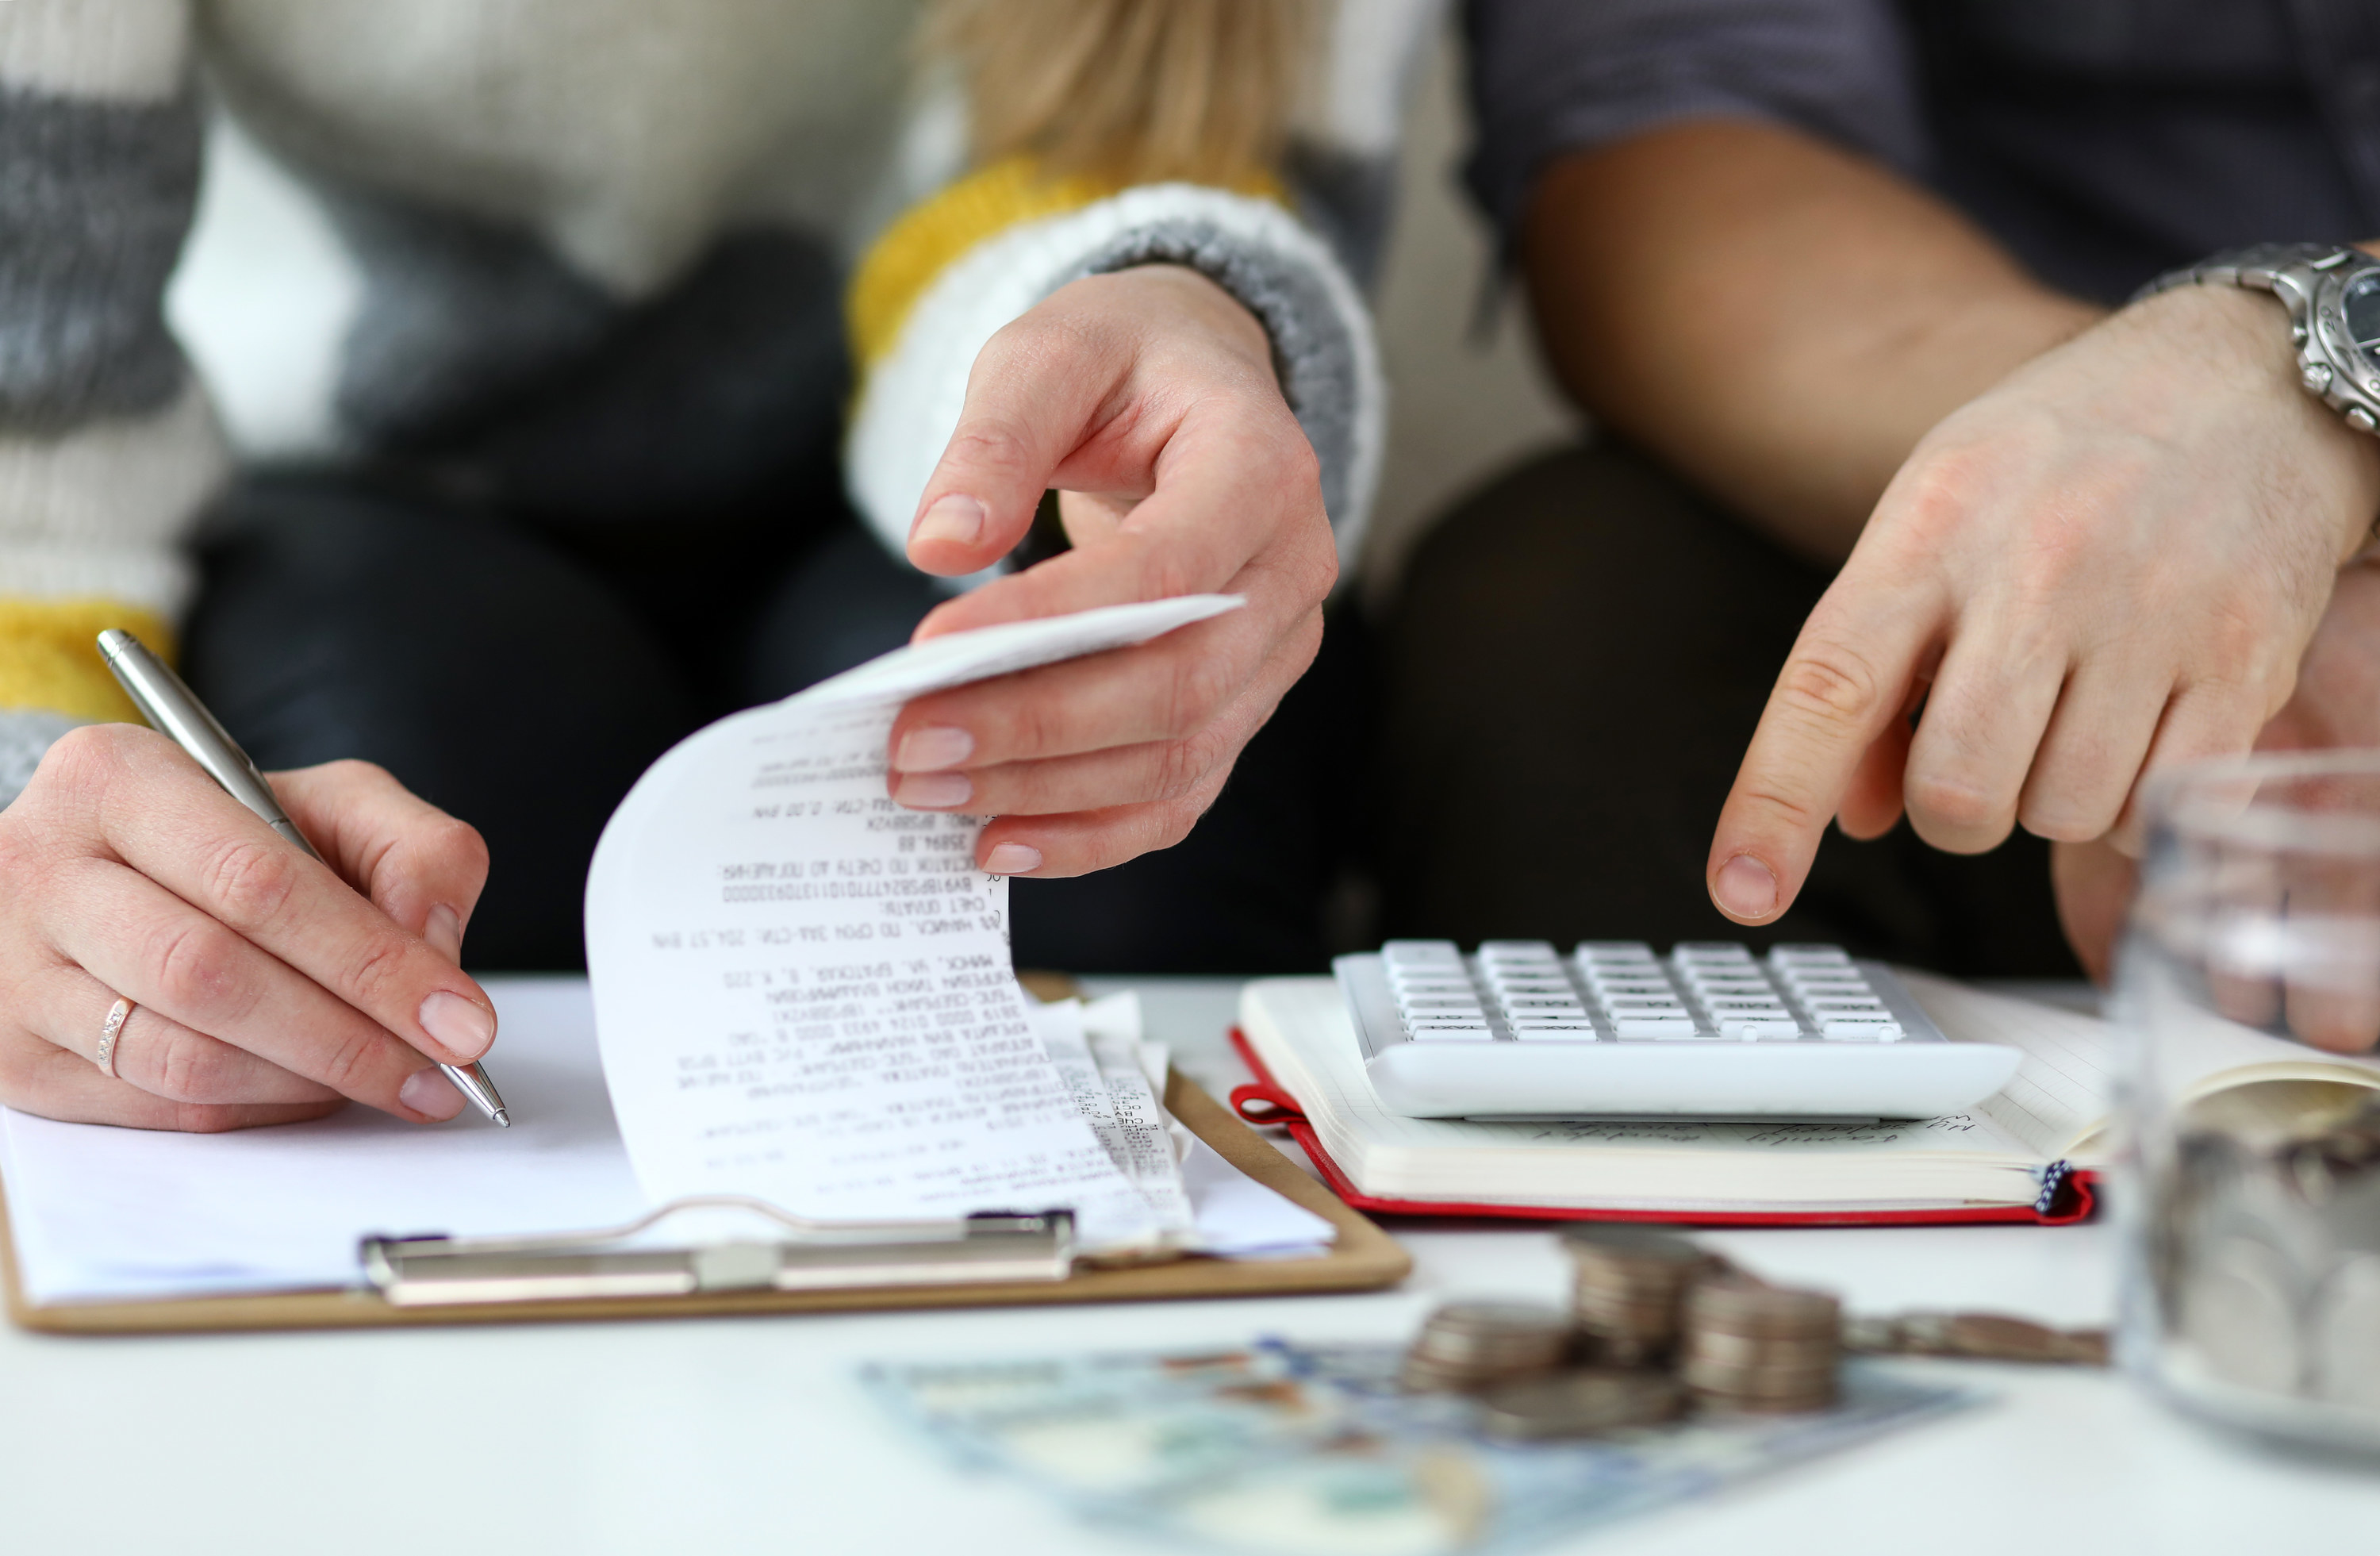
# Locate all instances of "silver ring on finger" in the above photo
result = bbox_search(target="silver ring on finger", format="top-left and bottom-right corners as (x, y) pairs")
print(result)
(96, 996), (135, 1079)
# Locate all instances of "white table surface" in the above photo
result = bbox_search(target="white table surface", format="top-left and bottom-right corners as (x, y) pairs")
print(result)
(4, 975), (2375, 1554)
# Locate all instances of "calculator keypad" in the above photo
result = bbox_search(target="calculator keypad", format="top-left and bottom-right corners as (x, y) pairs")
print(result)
(1379, 939), (1905, 1043)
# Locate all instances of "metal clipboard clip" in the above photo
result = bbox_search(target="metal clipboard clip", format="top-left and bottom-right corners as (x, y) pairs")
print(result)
(359, 1197), (1076, 1308)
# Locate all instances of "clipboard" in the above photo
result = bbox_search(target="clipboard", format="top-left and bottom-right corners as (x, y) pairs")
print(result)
(0, 1070), (1410, 1335)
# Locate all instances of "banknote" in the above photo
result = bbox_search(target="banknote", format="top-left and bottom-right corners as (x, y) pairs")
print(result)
(863, 1340), (1976, 1554)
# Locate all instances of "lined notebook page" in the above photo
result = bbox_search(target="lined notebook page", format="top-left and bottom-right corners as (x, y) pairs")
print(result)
(1898, 972), (2118, 1161)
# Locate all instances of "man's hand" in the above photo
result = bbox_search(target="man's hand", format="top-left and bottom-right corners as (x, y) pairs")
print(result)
(0, 732), (497, 1129)
(2054, 551), (2380, 997)
(1708, 284), (2380, 926)
(885, 264), (1337, 876)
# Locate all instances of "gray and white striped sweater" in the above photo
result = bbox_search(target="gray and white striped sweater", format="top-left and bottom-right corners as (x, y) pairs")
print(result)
(0, 0), (1434, 801)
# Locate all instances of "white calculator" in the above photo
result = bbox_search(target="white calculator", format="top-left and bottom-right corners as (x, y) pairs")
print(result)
(1334, 939), (2023, 1120)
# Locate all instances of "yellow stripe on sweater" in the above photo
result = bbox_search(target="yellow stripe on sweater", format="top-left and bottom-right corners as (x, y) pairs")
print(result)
(846, 156), (1284, 373)
(0, 599), (177, 724)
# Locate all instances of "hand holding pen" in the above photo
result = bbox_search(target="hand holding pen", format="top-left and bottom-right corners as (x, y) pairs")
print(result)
(0, 631), (508, 1131)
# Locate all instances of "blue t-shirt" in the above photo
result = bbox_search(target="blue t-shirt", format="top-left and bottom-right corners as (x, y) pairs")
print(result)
(1464, 0), (2380, 304)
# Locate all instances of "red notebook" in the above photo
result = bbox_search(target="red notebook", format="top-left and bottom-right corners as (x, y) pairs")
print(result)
(1225, 976), (2103, 1228)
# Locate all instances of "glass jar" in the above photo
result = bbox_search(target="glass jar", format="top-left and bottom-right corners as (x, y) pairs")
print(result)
(2117, 751), (2380, 1454)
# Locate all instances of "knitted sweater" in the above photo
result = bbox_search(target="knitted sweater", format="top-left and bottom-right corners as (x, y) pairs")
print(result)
(0, 0), (1434, 802)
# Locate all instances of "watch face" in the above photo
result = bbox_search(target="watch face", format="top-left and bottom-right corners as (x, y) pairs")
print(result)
(2345, 271), (2380, 371)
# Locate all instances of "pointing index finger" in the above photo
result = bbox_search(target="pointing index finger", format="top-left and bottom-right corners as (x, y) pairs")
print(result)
(1709, 572), (1944, 923)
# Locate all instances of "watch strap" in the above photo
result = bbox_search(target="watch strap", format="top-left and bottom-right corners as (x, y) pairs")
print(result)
(2134, 243), (2359, 308)
(2135, 243), (2380, 436)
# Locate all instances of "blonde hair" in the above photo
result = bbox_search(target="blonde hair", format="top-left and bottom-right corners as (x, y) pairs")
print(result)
(923, 0), (1319, 187)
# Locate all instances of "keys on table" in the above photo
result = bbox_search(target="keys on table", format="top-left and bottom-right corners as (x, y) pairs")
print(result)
(1381, 939), (1908, 1044)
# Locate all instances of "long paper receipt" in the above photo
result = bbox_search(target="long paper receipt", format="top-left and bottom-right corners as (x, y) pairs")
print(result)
(585, 595), (1242, 1251)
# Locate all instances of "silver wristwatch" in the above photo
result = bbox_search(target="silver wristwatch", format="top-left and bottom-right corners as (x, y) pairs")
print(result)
(2136, 242), (2380, 435)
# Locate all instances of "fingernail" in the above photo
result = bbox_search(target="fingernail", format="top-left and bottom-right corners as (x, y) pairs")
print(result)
(424, 904), (464, 962)
(893, 725), (974, 771)
(911, 494), (985, 547)
(984, 842), (1042, 875)
(893, 771), (973, 809)
(418, 989), (496, 1061)
(399, 1066), (466, 1122)
(1714, 854), (1779, 920)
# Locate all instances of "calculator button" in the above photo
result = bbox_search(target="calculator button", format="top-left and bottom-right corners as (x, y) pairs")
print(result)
(1691, 979), (1776, 997)
(1576, 941), (1656, 962)
(1820, 1016), (1902, 1040)
(1480, 939), (1560, 959)
(1770, 944), (1852, 966)
(1384, 940), (1463, 964)
(1721, 1017), (1806, 1040)
(1612, 1016), (1700, 1038)
(1390, 989), (1476, 1013)
(1802, 997), (1884, 1012)
(1510, 1022), (1597, 1039)
(1407, 1026), (1495, 1042)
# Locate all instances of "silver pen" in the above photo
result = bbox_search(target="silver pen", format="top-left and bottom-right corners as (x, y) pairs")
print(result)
(96, 629), (510, 1126)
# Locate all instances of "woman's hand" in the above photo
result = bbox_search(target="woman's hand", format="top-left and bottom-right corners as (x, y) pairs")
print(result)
(0, 728), (499, 1129)
(1709, 284), (2380, 926)
(884, 264), (1338, 876)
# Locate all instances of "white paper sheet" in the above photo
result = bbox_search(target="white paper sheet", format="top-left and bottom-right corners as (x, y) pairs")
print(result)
(0, 977), (1333, 1304)
(584, 596), (1242, 1250)
(0, 978), (643, 1304)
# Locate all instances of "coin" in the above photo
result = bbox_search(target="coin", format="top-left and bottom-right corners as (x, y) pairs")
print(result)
(1843, 1312), (2109, 1366)
(1680, 1329), (1838, 1370)
(1426, 1299), (1573, 1333)
(1679, 1276), (1841, 1412)
(2177, 1235), (2305, 1395)
(1565, 1227), (1715, 1359)
(1686, 1277), (1840, 1339)
(1403, 1301), (1575, 1391)
(1838, 1315), (1899, 1354)
(1477, 1369), (1687, 1440)
(2310, 1252), (2380, 1411)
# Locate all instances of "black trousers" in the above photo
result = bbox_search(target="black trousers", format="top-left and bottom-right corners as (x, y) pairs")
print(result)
(1373, 440), (2081, 978)
(182, 471), (1361, 974)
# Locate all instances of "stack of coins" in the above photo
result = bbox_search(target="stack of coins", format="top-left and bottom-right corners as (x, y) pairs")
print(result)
(1476, 1368), (1687, 1440)
(1841, 1310), (2109, 1366)
(1402, 1301), (1576, 1393)
(1681, 1277), (1841, 1412)
(1564, 1226), (1716, 1366)
(2161, 1098), (2380, 1408)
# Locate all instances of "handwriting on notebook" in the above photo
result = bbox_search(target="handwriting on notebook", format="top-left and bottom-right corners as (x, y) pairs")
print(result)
(585, 596), (1243, 1249)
